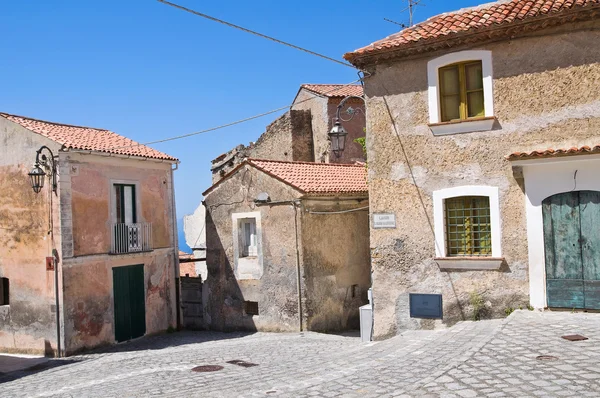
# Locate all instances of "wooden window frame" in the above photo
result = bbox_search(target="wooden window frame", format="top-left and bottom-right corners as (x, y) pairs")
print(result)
(439, 61), (484, 123)
(444, 196), (492, 257)
(114, 184), (137, 224)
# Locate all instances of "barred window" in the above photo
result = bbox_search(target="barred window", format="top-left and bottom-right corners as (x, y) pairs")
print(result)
(445, 196), (492, 257)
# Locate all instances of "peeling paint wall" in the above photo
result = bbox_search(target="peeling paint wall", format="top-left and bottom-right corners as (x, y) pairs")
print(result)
(0, 116), (178, 355)
(0, 118), (63, 355)
(363, 22), (600, 338)
(61, 248), (176, 354)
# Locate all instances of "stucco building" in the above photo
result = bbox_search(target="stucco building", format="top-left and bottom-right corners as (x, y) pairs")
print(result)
(203, 159), (370, 332)
(344, 0), (600, 338)
(0, 112), (179, 355)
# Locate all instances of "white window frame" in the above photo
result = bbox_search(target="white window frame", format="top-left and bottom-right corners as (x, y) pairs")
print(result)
(232, 212), (263, 280)
(433, 186), (502, 258)
(427, 50), (495, 135)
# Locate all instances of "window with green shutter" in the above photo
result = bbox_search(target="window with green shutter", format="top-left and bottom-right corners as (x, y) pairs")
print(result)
(439, 61), (485, 122)
(445, 196), (492, 257)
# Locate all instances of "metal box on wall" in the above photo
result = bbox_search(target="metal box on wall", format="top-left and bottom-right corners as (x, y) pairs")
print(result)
(409, 293), (443, 319)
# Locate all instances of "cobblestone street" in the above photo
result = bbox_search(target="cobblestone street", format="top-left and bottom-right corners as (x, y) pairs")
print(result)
(1, 311), (599, 397)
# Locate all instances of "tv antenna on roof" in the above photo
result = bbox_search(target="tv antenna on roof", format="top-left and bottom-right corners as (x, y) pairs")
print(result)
(384, 0), (425, 28)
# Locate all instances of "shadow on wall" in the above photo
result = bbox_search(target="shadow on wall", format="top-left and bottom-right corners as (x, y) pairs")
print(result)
(204, 210), (257, 333)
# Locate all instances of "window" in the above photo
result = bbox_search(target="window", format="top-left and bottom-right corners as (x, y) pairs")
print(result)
(240, 218), (257, 257)
(0, 278), (9, 305)
(244, 301), (259, 316)
(433, 186), (502, 261)
(445, 196), (491, 257)
(439, 61), (484, 122)
(427, 50), (494, 135)
(114, 184), (136, 224)
(232, 212), (263, 280)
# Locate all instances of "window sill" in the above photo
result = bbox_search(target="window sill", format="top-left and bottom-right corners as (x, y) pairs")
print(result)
(429, 116), (496, 136)
(435, 257), (504, 271)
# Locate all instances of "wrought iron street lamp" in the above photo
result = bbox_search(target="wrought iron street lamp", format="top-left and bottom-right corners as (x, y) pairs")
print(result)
(28, 145), (61, 357)
(28, 146), (57, 195)
(328, 95), (366, 158)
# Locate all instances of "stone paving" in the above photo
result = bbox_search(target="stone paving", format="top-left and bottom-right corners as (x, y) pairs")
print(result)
(1, 311), (599, 397)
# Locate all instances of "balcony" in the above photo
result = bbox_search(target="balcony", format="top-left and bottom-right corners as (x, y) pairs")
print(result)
(111, 223), (153, 254)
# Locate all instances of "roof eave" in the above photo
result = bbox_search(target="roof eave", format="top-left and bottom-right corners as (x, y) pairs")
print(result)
(345, 5), (600, 68)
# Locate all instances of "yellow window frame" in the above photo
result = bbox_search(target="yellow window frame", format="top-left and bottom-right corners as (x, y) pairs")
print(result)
(439, 61), (484, 122)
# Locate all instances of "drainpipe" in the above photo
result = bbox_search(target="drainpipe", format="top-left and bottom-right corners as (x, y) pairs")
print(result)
(170, 163), (181, 329)
(293, 201), (303, 332)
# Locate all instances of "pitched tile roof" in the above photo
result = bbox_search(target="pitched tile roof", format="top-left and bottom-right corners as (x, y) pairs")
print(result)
(300, 84), (363, 98)
(0, 112), (178, 162)
(507, 144), (600, 160)
(345, 0), (600, 64)
(203, 159), (368, 196)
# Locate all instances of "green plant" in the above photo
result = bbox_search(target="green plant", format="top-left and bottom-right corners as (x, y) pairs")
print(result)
(354, 137), (367, 159)
(469, 291), (486, 321)
(527, 304), (534, 311)
(505, 307), (515, 317)
(166, 326), (176, 334)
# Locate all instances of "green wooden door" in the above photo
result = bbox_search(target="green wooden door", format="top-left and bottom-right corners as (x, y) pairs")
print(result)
(543, 191), (600, 309)
(113, 264), (146, 342)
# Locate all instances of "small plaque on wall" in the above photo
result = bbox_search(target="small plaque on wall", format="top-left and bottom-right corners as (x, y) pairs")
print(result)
(373, 213), (396, 229)
(409, 293), (443, 319)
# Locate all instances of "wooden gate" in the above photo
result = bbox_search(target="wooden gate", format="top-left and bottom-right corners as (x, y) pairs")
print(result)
(113, 264), (146, 342)
(180, 276), (204, 329)
(543, 191), (600, 309)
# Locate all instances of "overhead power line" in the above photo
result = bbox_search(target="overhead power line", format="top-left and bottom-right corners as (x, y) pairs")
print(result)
(157, 0), (357, 70)
(110, 77), (364, 150)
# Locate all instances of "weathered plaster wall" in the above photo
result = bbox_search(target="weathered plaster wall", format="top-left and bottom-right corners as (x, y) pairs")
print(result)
(61, 248), (176, 354)
(68, 154), (174, 256)
(292, 90), (366, 164)
(301, 198), (370, 331)
(204, 165), (304, 331)
(363, 23), (600, 338)
(0, 117), (63, 355)
(327, 97), (367, 164)
(210, 110), (313, 183)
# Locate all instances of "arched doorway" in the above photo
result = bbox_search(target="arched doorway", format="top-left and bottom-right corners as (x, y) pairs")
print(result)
(543, 191), (600, 309)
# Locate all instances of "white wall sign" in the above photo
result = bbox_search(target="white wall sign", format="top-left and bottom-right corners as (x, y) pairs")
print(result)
(373, 213), (396, 229)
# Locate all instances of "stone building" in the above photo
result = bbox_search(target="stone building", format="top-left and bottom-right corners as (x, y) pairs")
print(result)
(0, 112), (179, 355)
(210, 84), (365, 182)
(344, 0), (600, 338)
(203, 159), (370, 332)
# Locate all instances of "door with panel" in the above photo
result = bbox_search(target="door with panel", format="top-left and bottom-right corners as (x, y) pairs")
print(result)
(543, 191), (600, 309)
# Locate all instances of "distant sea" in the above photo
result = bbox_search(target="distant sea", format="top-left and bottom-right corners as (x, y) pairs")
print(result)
(177, 219), (192, 253)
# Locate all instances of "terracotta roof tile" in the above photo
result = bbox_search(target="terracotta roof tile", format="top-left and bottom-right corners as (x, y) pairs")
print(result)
(507, 144), (600, 160)
(345, 0), (600, 62)
(248, 159), (368, 194)
(203, 159), (368, 196)
(300, 84), (363, 98)
(1, 112), (177, 161)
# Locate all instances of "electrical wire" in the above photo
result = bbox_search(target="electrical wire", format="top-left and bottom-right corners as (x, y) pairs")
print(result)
(307, 206), (369, 215)
(157, 0), (357, 70)
(108, 77), (364, 150)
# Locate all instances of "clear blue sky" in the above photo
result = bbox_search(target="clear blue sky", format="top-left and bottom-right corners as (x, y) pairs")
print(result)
(1, 0), (480, 222)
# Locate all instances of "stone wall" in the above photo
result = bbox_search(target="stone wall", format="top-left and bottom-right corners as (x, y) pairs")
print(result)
(301, 198), (370, 332)
(363, 21), (600, 338)
(211, 110), (313, 183)
(204, 165), (304, 331)
(0, 117), (63, 355)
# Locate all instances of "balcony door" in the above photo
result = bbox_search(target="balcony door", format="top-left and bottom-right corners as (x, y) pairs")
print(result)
(113, 184), (141, 253)
(115, 184), (136, 224)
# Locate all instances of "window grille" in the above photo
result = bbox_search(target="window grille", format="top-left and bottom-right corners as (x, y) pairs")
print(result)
(445, 196), (491, 257)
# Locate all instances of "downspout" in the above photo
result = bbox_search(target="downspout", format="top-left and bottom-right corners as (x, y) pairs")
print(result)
(293, 201), (303, 332)
(170, 163), (181, 329)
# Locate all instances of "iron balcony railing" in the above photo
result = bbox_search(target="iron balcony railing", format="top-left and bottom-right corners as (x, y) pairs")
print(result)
(111, 223), (153, 254)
